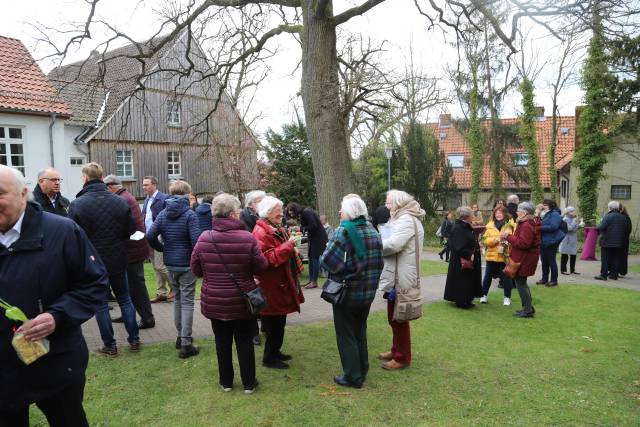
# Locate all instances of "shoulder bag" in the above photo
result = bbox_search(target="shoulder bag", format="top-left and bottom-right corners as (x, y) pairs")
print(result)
(503, 257), (521, 279)
(321, 249), (348, 305)
(393, 218), (423, 322)
(209, 232), (267, 315)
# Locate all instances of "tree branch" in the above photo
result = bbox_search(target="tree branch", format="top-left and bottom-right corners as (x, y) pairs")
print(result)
(332, 0), (387, 26)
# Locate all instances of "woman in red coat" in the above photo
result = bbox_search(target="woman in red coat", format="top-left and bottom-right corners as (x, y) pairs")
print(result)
(253, 196), (304, 369)
(502, 201), (541, 318)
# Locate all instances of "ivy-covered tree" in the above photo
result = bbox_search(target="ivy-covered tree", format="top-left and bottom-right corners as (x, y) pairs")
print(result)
(575, 11), (615, 224)
(519, 78), (544, 204)
(264, 121), (317, 208)
(467, 82), (484, 205)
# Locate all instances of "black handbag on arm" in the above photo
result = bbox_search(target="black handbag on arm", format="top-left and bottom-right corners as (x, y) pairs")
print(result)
(321, 242), (362, 305)
(210, 233), (267, 315)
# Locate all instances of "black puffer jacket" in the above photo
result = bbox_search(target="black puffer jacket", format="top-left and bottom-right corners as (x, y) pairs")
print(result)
(597, 210), (632, 248)
(32, 184), (69, 217)
(69, 180), (136, 275)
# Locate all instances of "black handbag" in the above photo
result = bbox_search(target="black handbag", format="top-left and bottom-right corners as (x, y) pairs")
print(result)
(321, 279), (347, 305)
(210, 234), (267, 315)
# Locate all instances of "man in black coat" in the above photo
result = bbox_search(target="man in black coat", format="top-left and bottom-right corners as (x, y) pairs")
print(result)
(595, 201), (631, 281)
(0, 165), (107, 426)
(69, 162), (140, 356)
(286, 202), (328, 289)
(506, 194), (519, 221)
(32, 168), (70, 217)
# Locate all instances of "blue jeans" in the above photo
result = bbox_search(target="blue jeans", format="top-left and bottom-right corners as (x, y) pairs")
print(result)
(482, 261), (513, 298)
(308, 257), (320, 282)
(96, 272), (139, 347)
(540, 243), (559, 283)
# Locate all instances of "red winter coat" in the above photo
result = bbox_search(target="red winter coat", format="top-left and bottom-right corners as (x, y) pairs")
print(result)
(506, 217), (541, 277)
(190, 217), (269, 320)
(252, 219), (304, 316)
(115, 187), (150, 263)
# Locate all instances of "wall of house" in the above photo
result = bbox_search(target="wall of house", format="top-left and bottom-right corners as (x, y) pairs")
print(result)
(60, 124), (91, 198)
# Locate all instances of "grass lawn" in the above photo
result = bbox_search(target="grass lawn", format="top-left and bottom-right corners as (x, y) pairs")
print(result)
(630, 264), (640, 273)
(31, 285), (640, 426)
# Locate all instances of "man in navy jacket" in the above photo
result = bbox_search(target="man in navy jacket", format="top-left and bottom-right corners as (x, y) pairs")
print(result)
(0, 165), (107, 425)
(142, 176), (172, 303)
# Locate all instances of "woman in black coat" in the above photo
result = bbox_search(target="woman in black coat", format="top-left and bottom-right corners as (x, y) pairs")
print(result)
(619, 204), (633, 277)
(444, 206), (483, 308)
(286, 202), (328, 289)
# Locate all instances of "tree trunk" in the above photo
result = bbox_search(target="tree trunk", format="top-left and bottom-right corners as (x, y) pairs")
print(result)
(300, 1), (354, 225)
(549, 100), (559, 203)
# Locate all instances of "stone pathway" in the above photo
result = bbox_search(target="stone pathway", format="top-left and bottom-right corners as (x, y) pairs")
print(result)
(81, 252), (640, 350)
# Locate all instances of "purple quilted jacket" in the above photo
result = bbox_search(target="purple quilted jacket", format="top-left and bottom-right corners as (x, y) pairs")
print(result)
(190, 217), (269, 320)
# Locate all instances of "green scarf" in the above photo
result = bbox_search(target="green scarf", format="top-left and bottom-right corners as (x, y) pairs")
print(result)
(340, 216), (367, 261)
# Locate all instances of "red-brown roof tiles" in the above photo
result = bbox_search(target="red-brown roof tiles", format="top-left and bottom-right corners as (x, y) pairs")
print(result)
(426, 116), (576, 190)
(0, 36), (70, 116)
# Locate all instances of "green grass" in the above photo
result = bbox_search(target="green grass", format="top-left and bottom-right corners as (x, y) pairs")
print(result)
(421, 259), (449, 275)
(630, 264), (640, 273)
(31, 285), (640, 426)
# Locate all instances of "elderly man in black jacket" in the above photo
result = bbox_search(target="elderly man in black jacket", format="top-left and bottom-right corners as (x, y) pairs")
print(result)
(594, 201), (632, 281)
(0, 165), (107, 426)
(70, 162), (140, 356)
(32, 168), (70, 216)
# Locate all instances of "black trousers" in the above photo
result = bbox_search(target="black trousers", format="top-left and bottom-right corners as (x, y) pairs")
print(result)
(211, 319), (256, 389)
(126, 261), (154, 324)
(332, 304), (371, 384)
(0, 377), (88, 427)
(600, 247), (621, 279)
(560, 254), (577, 273)
(261, 314), (287, 364)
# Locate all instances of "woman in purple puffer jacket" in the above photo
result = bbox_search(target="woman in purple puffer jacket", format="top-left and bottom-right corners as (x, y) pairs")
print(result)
(190, 193), (269, 394)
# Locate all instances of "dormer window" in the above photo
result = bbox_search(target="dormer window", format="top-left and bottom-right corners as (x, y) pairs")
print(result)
(513, 153), (529, 166)
(167, 100), (181, 126)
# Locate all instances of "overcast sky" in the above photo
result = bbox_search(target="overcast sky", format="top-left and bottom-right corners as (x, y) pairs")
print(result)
(4, 0), (586, 138)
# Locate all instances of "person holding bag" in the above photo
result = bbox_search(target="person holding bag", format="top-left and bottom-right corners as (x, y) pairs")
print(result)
(321, 195), (383, 388)
(377, 190), (425, 370)
(190, 193), (269, 393)
(480, 206), (516, 306)
(444, 206), (483, 309)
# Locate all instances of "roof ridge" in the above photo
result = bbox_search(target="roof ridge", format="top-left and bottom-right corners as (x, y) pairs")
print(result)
(0, 35), (22, 42)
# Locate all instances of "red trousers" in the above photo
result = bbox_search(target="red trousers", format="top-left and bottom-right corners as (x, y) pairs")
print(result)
(387, 300), (411, 364)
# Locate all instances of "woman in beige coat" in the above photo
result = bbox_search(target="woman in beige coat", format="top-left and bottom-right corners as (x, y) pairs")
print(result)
(377, 190), (425, 370)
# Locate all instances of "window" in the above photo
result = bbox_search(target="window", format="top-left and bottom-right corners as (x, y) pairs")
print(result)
(560, 127), (570, 135)
(70, 157), (84, 166)
(561, 179), (569, 199)
(439, 132), (447, 140)
(611, 185), (631, 200)
(0, 126), (25, 175)
(447, 154), (464, 169)
(167, 151), (182, 177)
(167, 100), (181, 126)
(444, 193), (462, 209)
(115, 150), (134, 178)
(513, 153), (529, 166)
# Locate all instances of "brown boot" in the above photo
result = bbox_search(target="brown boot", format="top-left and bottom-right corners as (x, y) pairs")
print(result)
(377, 351), (393, 361)
(382, 359), (409, 370)
(150, 295), (167, 303)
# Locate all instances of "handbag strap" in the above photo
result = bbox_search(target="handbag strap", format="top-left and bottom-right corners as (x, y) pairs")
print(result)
(208, 231), (246, 295)
(412, 217), (421, 287)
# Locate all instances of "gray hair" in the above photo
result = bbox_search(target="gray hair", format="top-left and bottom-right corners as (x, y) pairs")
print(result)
(564, 206), (576, 215)
(518, 201), (535, 215)
(244, 190), (266, 208)
(0, 165), (31, 200)
(386, 189), (415, 213)
(341, 195), (368, 220)
(257, 196), (283, 218)
(37, 167), (57, 179)
(212, 193), (241, 218)
(456, 206), (473, 219)
(608, 200), (620, 211)
(103, 174), (122, 186)
(507, 194), (519, 204)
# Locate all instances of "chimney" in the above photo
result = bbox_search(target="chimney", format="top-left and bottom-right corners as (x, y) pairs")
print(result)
(439, 113), (451, 127)
(535, 106), (545, 119)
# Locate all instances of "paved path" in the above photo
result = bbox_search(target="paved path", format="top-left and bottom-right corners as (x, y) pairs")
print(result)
(82, 252), (640, 350)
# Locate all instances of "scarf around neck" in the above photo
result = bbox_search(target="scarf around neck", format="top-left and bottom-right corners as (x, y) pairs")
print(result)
(340, 216), (367, 260)
(391, 199), (426, 221)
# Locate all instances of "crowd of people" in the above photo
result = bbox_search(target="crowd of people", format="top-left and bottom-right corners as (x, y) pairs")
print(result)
(0, 161), (635, 425)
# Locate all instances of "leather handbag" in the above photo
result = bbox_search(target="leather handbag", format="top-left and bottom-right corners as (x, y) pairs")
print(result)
(460, 257), (474, 270)
(393, 218), (423, 322)
(503, 257), (521, 279)
(321, 249), (348, 305)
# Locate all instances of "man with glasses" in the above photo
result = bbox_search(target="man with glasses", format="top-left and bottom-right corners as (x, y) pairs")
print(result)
(32, 168), (70, 216)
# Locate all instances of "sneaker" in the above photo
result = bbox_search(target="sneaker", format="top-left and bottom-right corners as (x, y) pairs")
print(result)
(503, 297), (511, 306)
(244, 380), (259, 394)
(252, 335), (261, 346)
(96, 345), (118, 357)
(480, 295), (488, 304)
(129, 341), (142, 353)
(221, 385), (233, 393)
(179, 344), (200, 359)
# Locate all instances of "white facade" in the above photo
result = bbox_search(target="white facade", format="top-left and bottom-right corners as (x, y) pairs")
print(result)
(0, 112), (87, 199)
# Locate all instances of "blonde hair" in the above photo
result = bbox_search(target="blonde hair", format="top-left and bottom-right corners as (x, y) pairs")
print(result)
(386, 189), (414, 214)
(169, 180), (192, 195)
(82, 162), (103, 180)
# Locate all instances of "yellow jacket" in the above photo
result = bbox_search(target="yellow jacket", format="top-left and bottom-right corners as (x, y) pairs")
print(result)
(482, 219), (516, 262)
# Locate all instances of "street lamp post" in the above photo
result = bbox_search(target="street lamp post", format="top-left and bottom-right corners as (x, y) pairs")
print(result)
(384, 146), (393, 192)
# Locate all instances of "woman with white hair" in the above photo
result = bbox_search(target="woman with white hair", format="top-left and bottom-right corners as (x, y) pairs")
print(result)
(240, 190), (266, 232)
(377, 190), (425, 370)
(252, 196), (305, 369)
(444, 206), (483, 309)
(321, 195), (383, 388)
(559, 206), (583, 275)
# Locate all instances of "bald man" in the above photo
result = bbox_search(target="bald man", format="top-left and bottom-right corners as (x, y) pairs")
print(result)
(33, 168), (70, 217)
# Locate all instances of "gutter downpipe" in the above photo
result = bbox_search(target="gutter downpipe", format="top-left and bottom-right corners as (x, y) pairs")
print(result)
(73, 126), (93, 160)
(48, 113), (57, 167)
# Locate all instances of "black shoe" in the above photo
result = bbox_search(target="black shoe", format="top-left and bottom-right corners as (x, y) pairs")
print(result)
(608, 275), (618, 280)
(263, 360), (289, 369)
(276, 352), (292, 361)
(513, 310), (534, 318)
(252, 335), (261, 346)
(111, 316), (123, 323)
(179, 344), (200, 359)
(438, 252), (443, 260)
(497, 283), (504, 289)
(545, 281), (558, 287)
(333, 375), (363, 389)
(175, 337), (181, 350)
(138, 319), (155, 329)
(571, 271), (580, 275)
(561, 271), (570, 275)
(594, 275), (607, 281)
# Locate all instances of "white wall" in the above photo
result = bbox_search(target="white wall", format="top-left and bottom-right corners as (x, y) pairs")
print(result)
(60, 124), (90, 198)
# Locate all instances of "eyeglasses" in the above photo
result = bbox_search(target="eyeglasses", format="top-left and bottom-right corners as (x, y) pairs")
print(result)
(42, 178), (63, 182)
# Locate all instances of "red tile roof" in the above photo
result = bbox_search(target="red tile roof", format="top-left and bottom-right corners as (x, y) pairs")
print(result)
(0, 36), (70, 116)
(426, 116), (576, 190)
